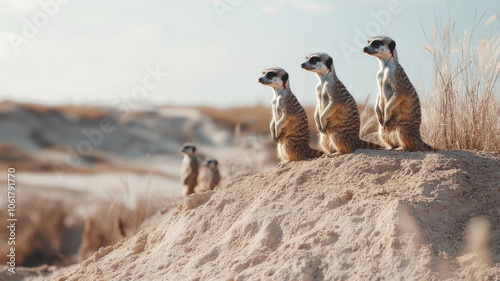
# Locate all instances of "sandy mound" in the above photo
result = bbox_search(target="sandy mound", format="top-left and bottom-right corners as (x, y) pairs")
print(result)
(51, 150), (500, 280)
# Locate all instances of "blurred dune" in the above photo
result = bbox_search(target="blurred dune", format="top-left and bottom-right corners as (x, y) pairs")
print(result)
(0, 101), (279, 273)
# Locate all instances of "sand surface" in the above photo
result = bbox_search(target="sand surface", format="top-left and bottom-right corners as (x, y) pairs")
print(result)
(49, 150), (500, 280)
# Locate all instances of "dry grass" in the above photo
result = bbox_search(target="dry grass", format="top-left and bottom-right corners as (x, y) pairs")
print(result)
(421, 22), (500, 152)
(0, 179), (180, 267)
(78, 182), (181, 262)
(0, 196), (81, 267)
(359, 94), (380, 143)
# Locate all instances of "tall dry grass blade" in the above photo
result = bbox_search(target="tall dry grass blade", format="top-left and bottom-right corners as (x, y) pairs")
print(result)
(422, 21), (500, 152)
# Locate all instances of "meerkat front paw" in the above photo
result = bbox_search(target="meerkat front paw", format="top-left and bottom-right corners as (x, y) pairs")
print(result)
(277, 162), (287, 168)
(327, 152), (344, 158)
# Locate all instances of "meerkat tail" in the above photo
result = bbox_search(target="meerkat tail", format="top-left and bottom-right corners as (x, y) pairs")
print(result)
(360, 140), (382, 150)
(308, 148), (324, 159)
(418, 140), (438, 152)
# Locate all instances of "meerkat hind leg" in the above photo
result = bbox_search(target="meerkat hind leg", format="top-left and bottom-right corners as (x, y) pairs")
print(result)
(396, 125), (421, 151)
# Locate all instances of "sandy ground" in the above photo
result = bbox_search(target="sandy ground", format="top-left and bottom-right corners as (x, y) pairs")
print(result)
(42, 149), (500, 281)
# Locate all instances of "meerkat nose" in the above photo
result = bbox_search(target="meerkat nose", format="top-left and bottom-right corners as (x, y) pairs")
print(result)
(363, 47), (368, 53)
(258, 77), (263, 83)
(301, 63), (306, 68)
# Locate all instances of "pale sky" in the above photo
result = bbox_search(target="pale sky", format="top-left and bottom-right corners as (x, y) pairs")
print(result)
(0, 0), (499, 107)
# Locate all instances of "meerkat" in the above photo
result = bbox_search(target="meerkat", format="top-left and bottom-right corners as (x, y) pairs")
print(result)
(179, 143), (199, 197)
(195, 158), (221, 193)
(301, 52), (381, 156)
(258, 67), (323, 164)
(363, 36), (436, 151)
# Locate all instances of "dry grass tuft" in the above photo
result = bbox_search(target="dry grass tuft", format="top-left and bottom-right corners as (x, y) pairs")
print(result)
(0, 197), (81, 267)
(78, 181), (181, 262)
(421, 22), (500, 152)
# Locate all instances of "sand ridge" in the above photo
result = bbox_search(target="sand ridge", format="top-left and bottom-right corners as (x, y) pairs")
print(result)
(50, 150), (500, 280)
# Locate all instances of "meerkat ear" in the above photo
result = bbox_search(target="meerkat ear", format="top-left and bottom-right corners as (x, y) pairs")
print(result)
(325, 57), (333, 70)
(389, 40), (396, 54)
(282, 73), (289, 85)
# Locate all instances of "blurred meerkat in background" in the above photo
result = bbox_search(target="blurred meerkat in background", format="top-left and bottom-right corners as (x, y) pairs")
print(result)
(301, 52), (381, 156)
(195, 158), (221, 193)
(179, 143), (199, 197)
(363, 36), (436, 151)
(258, 67), (323, 165)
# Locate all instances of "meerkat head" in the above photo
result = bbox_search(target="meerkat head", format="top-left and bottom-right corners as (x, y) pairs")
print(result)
(179, 143), (196, 156)
(203, 159), (218, 168)
(363, 36), (397, 60)
(301, 52), (333, 74)
(258, 67), (289, 89)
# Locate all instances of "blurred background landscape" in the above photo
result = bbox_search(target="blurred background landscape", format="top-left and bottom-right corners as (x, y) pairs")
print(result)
(0, 0), (499, 278)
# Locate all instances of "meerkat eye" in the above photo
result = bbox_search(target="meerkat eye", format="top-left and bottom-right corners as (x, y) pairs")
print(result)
(309, 57), (319, 63)
(266, 72), (276, 79)
(371, 40), (383, 48)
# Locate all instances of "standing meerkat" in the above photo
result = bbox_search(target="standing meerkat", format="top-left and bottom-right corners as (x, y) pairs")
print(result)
(363, 36), (436, 151)
(179, 143), (199, 197)
(195, 158), (221, 193)
(258, 67), (323, 164)
(301, 52), (381, 156)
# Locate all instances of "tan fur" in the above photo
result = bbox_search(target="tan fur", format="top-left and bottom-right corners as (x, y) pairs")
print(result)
(259, 67), (323, 164)
(302, 53), (382, 156)
(364, 36), (436, 151)
(195, 159), (221, 193)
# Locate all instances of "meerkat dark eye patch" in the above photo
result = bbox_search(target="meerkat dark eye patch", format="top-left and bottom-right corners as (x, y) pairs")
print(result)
(309, 57), (319, 64)
(371, 40), (383, 48)
(266, 72), (277, 79)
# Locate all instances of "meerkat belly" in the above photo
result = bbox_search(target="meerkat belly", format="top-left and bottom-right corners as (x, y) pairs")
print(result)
(392, 95), (411, 122)
(381, 79), (393, 102)
(320, 92), (329, 112)
(181, 159), (190, 178)
(282, 116), (308, 142)
(325, 104), (347, 130)
(316, 84), (324, 107)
